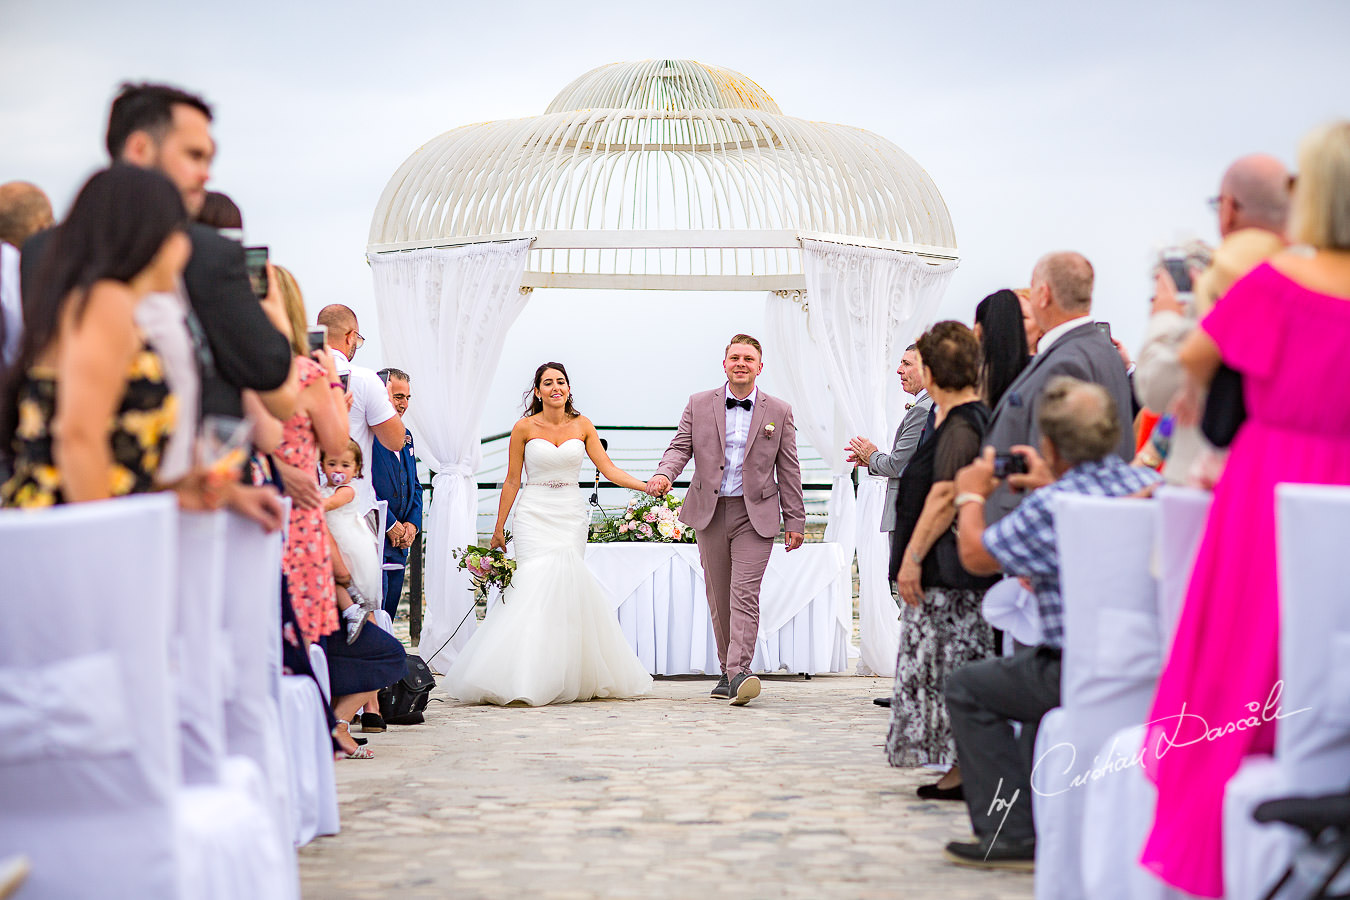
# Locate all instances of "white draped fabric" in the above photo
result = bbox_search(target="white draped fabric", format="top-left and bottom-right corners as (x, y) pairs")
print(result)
(368, 241), (533, 672)
(762, 292), (856, 553)
(799, 239), (956, 676)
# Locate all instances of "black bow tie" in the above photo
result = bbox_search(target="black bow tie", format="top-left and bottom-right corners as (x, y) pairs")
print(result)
(726, 396), (752, 411)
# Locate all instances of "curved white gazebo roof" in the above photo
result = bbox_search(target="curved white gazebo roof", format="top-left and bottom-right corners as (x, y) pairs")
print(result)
(369, 59), (957, 290)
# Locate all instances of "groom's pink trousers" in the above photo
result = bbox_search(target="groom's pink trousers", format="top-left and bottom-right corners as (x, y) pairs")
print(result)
(696, 496), (772, 677)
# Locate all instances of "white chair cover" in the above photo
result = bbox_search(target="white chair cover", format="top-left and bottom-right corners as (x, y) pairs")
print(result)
(1223, 484), (1350, 900)
(278, 675), (339, 845)
(172, 510), (297, 899)
(1154, 487), (1212, 655)
(1034, 495), (1160, 900)
(1077, 490), (1217, 900)
(174, 511), (230, 784)
(0, 495), (181, 898)
(1079, 725), (1180, 900)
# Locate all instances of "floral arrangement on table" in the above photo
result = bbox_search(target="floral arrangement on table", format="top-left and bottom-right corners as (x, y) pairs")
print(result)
(590, 491), (696, 544)
(451, 534), (517, 603)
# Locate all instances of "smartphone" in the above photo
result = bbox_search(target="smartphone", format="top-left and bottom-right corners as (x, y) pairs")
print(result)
(339, 373), (350, 391)
(1162, 255), (1194, 294)
(306, 327), (327, 355)
(1095, 321), (1112, 342)
(993, 452), (1029, 479)
(243, 245), (269, 299)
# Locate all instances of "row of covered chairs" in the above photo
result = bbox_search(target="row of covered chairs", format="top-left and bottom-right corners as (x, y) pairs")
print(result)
(0, 494), (342, 898)
(1033, 484), (1350, 900)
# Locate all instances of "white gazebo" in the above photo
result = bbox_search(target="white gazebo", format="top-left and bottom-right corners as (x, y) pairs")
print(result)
(368, 59), (959, 676)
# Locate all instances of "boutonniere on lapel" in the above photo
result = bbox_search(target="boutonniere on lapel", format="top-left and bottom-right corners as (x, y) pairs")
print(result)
(763, 422), (776, 438)
(904, 401), (915, 411)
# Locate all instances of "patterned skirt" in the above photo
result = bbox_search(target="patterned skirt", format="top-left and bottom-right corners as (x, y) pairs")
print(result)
(885, 586), (995, 768)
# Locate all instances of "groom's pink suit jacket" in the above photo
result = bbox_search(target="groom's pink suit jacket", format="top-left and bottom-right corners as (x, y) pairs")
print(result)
(655, 386), (807, 539)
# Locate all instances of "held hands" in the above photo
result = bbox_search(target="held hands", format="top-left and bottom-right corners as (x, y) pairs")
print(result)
(645, 474), (672, 497)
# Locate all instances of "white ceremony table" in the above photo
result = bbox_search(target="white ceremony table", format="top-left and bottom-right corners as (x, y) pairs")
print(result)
(582, 542), (855, 676)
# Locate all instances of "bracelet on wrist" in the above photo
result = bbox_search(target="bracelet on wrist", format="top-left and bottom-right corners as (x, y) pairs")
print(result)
(330, 382), (345, 390)
(954, 492), (987, 509)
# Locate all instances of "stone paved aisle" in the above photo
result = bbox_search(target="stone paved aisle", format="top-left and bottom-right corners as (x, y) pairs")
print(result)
(298, 670), (1034, 899)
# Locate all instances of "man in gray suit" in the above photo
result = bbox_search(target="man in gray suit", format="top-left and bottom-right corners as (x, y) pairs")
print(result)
(846, 344), (934, 532)
(848, 343), (933, 708)
(983, 252), (1134, 524)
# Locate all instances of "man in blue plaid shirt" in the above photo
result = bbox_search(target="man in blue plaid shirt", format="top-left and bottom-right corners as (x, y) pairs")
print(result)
(939, 376), (1161, 869)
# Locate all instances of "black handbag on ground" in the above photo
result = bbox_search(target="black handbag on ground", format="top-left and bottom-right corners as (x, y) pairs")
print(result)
(377, 654), (436, 725)
(1201, 363), (1246, 447)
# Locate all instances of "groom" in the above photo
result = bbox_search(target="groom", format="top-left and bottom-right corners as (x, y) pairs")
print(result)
(647, 334), (806, 706)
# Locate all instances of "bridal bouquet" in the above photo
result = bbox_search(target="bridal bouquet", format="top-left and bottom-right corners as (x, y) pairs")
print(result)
(452, 537), (517, 603)
(591, 492), (696, 544)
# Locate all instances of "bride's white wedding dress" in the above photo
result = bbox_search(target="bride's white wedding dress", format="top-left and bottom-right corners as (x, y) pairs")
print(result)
(444, 438), (653, 706)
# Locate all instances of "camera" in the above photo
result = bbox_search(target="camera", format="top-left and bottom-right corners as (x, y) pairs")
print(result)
(993, 452), (1029, 479)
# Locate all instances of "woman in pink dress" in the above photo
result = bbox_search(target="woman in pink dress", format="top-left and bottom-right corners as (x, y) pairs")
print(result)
(271, 268), (351, 646)
(1142, 120), (1350, 897)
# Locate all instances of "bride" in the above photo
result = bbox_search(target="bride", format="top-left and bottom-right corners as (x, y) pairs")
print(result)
(444, 362), (654, 706)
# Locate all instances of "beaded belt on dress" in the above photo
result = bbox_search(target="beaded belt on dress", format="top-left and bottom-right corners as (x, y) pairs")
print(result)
(523, 481), (573, 488)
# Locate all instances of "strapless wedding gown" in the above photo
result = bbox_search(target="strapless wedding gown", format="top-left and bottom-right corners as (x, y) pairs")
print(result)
(444, 438), (653, 706)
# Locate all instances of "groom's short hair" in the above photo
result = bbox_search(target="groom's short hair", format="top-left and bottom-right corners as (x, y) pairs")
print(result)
(725, 333), (763, 359)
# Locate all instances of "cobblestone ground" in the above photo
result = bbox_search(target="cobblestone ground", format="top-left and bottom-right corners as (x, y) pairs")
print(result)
(298, 654), (1034, 899)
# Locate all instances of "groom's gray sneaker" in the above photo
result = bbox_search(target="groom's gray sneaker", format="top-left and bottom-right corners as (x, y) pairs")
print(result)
(710, 675), (731, 699)
(729, 673), (760, 706)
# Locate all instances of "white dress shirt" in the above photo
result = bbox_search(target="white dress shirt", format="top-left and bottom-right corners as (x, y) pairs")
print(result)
(720, 384), (757, 497)
(1035, 314), (1093, 355)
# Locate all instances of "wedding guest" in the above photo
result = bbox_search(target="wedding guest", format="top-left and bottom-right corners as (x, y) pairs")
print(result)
(1134, 154), (1290, 485)
(885, 322), (997, 799)
(295, 304), (403, 518)
(20, 82), (291, 530)
(846, 343), (932, 552)
(983, 253), (1135, 525)
(1, 183), (54, 387)
(22, 83), (296, 425)
(373, 366), (422, 618)
(1141, 120), (1350, 898)
(269, 266), (350, 648)
(0, 182), (52, 251)
(1, 167), (189, 507)
(940, 377), (1160, 868)
(973, 290), (1030, 410)
(194, 190), (243, 236)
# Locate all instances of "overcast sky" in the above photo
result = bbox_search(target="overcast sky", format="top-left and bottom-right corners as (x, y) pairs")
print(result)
(4, 0), (1347, 438)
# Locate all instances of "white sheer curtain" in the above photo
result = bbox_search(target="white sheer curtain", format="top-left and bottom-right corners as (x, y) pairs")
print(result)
(367, 241), (532, 673)
(762, 291), (857, 553)
(800, 239), (956, 676)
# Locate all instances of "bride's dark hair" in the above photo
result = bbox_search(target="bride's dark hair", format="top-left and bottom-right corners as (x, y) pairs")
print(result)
(522, 362), (580, 418)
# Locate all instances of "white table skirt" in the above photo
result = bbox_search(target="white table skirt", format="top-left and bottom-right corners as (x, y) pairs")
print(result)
(583, 543), (855, 676)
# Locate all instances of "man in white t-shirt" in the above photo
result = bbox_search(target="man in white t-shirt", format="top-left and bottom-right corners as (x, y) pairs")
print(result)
(319, 304), (404, 515)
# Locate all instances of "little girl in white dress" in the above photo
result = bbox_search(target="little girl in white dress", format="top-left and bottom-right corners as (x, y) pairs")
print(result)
(322, 440), (382, 642)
